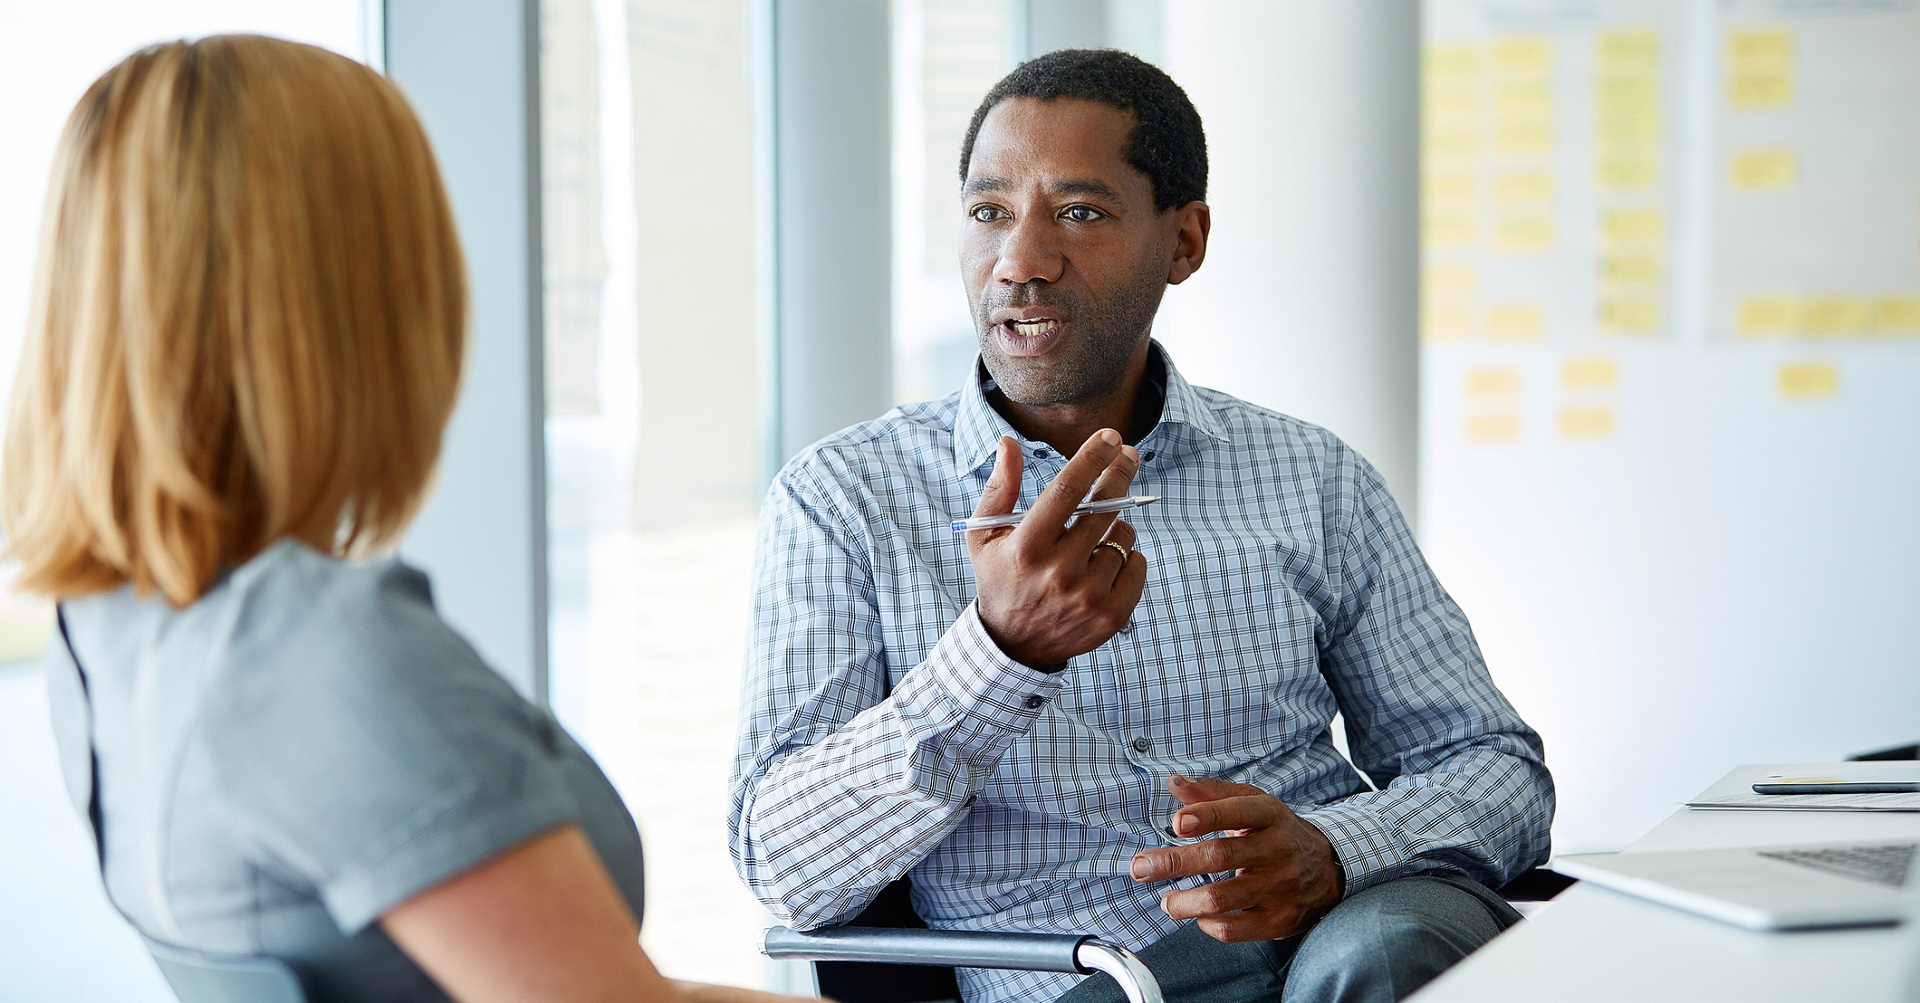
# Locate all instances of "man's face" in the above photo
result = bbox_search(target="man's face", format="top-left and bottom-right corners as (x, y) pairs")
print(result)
(961, 98), (1174, 407)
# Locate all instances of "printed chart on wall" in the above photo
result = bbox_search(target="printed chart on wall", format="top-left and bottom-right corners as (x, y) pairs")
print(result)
(1419, 0), (1920, 855)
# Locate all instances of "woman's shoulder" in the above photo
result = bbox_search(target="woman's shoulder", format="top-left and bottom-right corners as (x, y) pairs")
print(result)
(205, 540), (513, 734)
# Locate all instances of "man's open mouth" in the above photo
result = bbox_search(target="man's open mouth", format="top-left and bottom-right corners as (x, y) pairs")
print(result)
(1006, 318), (1059, 339)
(997, 317), (1066, 357)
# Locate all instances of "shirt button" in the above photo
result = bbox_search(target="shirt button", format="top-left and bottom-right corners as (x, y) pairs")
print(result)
(1025, 694), (1045, 710)
(1131, 737), (1152, 753)
(965, 793), (979, 807)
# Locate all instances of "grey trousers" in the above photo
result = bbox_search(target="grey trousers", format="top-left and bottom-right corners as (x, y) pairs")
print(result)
(1056, 873), (1520, 1003)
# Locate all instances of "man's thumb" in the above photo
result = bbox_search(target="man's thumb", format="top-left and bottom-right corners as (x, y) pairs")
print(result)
(973, 436), (1021, 517)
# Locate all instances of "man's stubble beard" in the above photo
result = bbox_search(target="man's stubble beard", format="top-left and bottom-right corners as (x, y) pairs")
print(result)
(973, 256), (1169, 407)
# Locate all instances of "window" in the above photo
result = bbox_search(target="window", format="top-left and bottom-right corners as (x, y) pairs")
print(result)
(540, 0), (769, 985)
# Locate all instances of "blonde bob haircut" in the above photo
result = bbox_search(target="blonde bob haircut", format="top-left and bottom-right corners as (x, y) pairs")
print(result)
(4, 35), (466, 607)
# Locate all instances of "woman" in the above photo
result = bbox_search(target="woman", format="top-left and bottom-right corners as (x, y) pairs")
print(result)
(6, 35), (814, 1003)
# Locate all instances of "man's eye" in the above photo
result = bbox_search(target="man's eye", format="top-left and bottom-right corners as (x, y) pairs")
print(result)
(1063, 204), (1103, 223)
(970, 205), (1006, 222)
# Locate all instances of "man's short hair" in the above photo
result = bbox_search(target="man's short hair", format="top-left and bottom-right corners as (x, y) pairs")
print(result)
(959, 48), (1207, 212)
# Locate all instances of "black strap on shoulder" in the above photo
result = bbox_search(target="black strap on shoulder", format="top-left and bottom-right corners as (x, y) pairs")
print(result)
(56, 605), (108, 874)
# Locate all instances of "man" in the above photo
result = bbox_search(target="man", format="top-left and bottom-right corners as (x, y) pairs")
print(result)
(730, 49), (1552, 1003)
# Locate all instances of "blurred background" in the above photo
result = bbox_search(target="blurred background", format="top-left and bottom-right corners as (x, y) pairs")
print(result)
(1, 0), (1915, 997)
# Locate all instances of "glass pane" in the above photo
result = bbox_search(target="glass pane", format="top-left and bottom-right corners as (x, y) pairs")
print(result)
(0, 7), (367, 1001)
(540, 0), (768, 986)
(890, 0), (1016, 405)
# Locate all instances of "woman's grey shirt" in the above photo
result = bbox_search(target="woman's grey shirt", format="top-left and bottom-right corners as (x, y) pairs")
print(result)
(45, 541), (646, 1002)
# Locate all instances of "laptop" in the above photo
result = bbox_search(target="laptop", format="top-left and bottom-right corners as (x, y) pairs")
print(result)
(1552, 839), (1916, 930)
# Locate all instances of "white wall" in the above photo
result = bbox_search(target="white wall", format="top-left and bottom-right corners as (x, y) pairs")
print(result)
(1155, 0), (1422, 519)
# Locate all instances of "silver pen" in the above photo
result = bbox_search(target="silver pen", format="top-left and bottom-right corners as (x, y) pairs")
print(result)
(950, 495), (1161, 533)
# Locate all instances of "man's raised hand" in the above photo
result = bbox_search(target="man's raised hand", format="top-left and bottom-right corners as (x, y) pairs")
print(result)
(966, 430), (1147, 671)
(1127, 776), (1346, 942)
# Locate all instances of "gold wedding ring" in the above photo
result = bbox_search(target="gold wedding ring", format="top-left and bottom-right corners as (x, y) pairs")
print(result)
(1098, 539), (1131, 562)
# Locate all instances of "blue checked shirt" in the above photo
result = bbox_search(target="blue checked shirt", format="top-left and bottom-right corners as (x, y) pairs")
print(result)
(729, 344), (1552, 1003)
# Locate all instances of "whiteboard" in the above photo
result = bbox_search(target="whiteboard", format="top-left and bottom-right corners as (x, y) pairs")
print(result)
(1419, 0), (1920, 852)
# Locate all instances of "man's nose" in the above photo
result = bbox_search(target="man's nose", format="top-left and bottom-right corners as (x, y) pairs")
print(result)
(992, 215), (1065, 285)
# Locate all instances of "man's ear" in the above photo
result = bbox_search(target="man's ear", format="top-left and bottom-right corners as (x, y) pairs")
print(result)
(1166, 201), (1210, 285)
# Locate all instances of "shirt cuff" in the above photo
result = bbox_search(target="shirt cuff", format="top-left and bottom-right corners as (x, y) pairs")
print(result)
(891, 601), (1068, 761)
(1296, 799), (1410, 898)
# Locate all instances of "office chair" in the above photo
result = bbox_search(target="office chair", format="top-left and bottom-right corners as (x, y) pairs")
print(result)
(762, 878), (1161, 1003)
(144, 938), (309, 1003)
(763, 867), (1577, 1003)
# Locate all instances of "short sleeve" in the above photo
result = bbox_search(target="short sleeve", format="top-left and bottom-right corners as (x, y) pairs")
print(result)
(204, 557), (578, 934)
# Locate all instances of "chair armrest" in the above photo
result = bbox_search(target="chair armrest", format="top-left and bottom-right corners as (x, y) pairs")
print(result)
(762, 926), (1163, 1003)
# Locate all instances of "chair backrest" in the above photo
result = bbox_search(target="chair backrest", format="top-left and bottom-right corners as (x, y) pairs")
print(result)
(146, 939), (309, 1003)
(815, 878), (960, 1003)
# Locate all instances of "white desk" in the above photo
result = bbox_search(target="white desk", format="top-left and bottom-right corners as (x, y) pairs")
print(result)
(1412, 764), (1920, 1002)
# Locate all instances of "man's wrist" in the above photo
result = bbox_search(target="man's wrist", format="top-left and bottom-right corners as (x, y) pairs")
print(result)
(1295, 800), (1406, 898)
(974, 600), (1068, 672)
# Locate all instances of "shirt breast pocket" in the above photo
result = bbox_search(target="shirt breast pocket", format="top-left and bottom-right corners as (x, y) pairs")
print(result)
(1113, 536), (1331, 765)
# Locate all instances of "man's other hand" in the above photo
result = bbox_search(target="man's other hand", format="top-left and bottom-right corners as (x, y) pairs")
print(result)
(1127, 775), (1346, 942)
(967, 430), (1147, 670)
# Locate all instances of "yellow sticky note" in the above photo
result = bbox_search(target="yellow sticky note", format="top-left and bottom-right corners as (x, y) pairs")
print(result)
(1562, 356), (1619, 390)
(1466, 414), (1521, 443)
(1728, 71), (1792, 110)
(1486, 303), (1546, 340)
(1493, 171), (1553, 206)
(1730, 148), (1797, 190)
(1492, 36), (1553, 75)
(1423, 130), (1478, 160)
(1595, 74), (1659, 109)
(1802, 296), (1867, 336)
(1727, 29), (1792, 67)
(1495, 216), (1555, 255)
(1602, 208), (1665, 244)
(1596, 108), (1661, 145)
(1599, 297), (1662, 334)
(1600, 254), (1663, 285)
(1422, 305), (1474, 343)
(1423, 101), (1477, 135)
(1558, 407), (1615, 439)
(1871, 296), (1920, 335)
(1597, 156), (1659, 191)
(1737, 296), (1801, 337)
(1493, 81), (1553, 117)
(1493, 119), (1554, 156)
(1598, 30), (1659, 71)
(1466, 367), (1522, 397)
(1776, 361), (1838, 400)
(1424, 45), (1478, 82)
(1423, 173), (1477, 206)
(1423, 211), (1477, 247)
(1422, 264), (1477, 301)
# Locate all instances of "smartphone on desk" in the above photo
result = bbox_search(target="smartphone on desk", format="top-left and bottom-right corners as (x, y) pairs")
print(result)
(1752, 766), (1920, 794)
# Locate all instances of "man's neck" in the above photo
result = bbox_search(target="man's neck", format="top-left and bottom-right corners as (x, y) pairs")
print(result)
(986, 342), (1164, 455)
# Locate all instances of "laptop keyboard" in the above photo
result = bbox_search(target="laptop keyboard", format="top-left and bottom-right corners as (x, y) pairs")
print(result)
(1757, 843), (1917, 889)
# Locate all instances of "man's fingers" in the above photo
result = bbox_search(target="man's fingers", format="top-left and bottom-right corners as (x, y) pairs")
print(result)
(1168, 775), (1270, 806)
(1088, 520), (1139, 580)
(971, 436), (1022, 518)
(1158, 875), (1267, 921)
(1130, 835), (1253, 883)
(1167, 793), (1285, 838)
(1196, 908), (1299, 944)
(1064, 445), (1141, 546)
(1015, 429), (1122, 538)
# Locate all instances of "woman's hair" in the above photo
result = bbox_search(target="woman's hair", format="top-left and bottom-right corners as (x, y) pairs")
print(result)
(4, 35), (466, 606)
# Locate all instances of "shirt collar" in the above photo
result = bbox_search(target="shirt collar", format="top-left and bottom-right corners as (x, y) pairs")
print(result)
(952, 339), (1231, 475)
